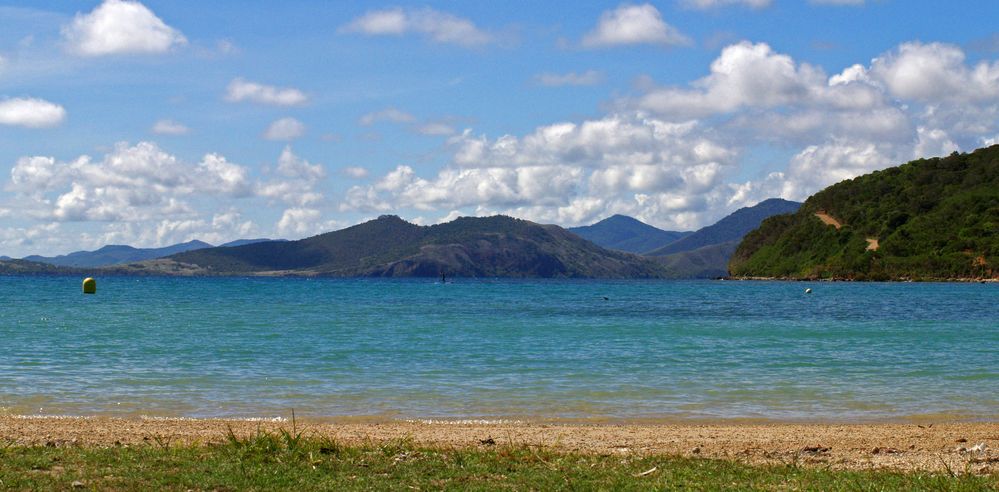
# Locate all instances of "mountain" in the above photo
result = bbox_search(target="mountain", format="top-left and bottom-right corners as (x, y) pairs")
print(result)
(23, 240), (213, 268)
(0, 255), (10, 261)
(645, 198), (802, 256)
(651, 241), (740, 279)
(568, 215), (690, 253)
(162, 215), (673, 278)
(729, 146), (999, 280)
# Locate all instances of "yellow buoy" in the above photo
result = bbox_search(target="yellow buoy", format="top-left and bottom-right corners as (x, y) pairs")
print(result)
(82, 277), (96, 294)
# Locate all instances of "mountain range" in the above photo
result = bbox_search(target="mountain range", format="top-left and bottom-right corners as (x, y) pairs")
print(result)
(567, 198), (801, 277)
(20, 238), (279, 268)
(568, 215), (690, 254)
(1, 198), (803, 278)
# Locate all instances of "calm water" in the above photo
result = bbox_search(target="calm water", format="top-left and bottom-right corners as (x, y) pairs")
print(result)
(1, 276), (997, 422)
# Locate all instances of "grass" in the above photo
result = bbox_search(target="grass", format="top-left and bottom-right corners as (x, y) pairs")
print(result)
(0, 429), (996, 491)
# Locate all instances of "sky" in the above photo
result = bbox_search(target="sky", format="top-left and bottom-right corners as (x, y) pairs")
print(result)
(2, 0), (999, 257)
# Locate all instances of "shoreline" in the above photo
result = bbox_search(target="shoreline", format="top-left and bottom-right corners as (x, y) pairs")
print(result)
(2, 415), (996, 474)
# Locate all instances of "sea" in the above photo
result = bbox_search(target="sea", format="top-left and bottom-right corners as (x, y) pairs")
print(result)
(1, 276), (996, 422)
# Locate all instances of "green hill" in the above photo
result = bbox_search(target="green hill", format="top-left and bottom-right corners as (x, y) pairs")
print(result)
(166, 215), (673, 278)
(729, 146), (999, 280)
(568, 215), (690, 253)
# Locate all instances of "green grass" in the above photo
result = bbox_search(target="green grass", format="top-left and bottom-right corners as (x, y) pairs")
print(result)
(0, 429), (995, 491)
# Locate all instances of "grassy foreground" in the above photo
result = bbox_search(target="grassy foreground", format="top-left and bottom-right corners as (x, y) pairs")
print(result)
(1, 428), (996, 491)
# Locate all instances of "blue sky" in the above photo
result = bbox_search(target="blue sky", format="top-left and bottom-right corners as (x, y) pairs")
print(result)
(2, 0), (999, 256)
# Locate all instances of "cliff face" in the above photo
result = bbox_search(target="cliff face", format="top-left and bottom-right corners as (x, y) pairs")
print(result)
(730, 146), (999, 280)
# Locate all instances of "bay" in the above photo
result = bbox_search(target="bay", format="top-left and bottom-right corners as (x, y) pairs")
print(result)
(1, 276), (996, 422)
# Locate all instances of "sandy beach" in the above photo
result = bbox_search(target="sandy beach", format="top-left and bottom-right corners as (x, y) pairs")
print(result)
(2, 416), (996, 475)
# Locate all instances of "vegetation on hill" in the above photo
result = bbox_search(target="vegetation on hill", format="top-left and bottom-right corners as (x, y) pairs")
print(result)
(169, 215), (672, 278)
(730, 146), (999, 280)
(568, 215), (689, 253)
(646, 199), (801, 256)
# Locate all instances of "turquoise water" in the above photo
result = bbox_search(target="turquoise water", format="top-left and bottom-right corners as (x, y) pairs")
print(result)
(1, 276), (997, 422)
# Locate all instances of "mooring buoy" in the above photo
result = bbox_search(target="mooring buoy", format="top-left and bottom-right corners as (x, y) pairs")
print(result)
(82, 277), (96, 294)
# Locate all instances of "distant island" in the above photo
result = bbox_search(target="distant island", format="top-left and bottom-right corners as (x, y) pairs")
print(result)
(730, 146), (999, 281)
(0, 199), (803, 279)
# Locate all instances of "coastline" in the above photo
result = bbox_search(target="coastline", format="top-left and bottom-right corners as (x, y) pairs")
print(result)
(2, 415), (996, 474)
(724, 275), (999, 283)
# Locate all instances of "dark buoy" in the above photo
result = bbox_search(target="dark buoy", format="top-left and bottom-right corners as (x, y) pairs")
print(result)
(82, 277), (96, 294)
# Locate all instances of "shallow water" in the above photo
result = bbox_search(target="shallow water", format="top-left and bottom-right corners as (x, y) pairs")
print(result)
(1, 276), (996, 421)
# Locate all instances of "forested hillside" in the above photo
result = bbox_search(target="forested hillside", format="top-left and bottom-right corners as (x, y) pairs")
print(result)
(730, 146), (999, 280)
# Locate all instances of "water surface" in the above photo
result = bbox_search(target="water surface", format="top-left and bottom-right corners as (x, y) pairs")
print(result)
(1, 276), (996, 422)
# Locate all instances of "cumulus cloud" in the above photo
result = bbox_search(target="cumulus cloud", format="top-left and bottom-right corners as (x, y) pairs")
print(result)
(341, 112), (740, 229)
(257, 146), (326, 207)
(535, 70), (604, 87)
(62, 0), (186, 56)
(6, 141), (253, 222)
(682, 0), (772, 9)
(780, 140), (898, 200)
(582, 4), (690, 48)
(341, 7), (491, 46)
(870, 42), (999, 103)
(151, 119), (190, 135)
(225, 78), (308, 106)
(0, 98), (67, 128)
(631, 42), (833, 118)
(263, 117), (306, 141)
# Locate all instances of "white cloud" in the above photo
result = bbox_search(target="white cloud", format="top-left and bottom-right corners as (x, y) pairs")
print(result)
(582, 4), (690, 48)
(342, 166), (369, 179)
(341, 112), (739, 228)
(0, 98), (67, 128)
(263, 117), (306, 141)
(151, 119), (190, 135)
(632, 42), (831, 118)
(342, 7), (491, 46)
(6, 142), (252, 222)
(225, 78), (308, 106)
(359, 108), (415, 126)
(870, 42), (999, 103)
(536, 70), (604, 87)
(62, 0), (186, 56)
(682, 0), (772, 9)
(780, 140), (898, 200)
(257, 146), (326, 207)
(913, 127), (959, 159)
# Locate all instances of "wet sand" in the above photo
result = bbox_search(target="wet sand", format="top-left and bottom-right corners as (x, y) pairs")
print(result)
(2, 416), (996, 474)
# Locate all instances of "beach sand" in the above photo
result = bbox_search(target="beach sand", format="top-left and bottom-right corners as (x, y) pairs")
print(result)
(2, 416), (996, 474)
